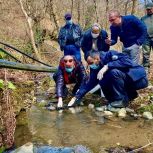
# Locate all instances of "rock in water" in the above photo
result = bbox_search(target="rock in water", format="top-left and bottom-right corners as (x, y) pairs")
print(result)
(88, 104), (94, 109)
(104, 111), (113, 116)
(143, 111), (153, 120)
(95, 106), (107, 112)
(118, 108), (126, 118)
(74, 145), (92, 153)
(12, 142), (33, 153)
(34, 144), (92, 153)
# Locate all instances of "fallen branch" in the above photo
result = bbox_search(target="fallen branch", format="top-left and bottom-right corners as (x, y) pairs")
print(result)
(128, 142), (153, 153)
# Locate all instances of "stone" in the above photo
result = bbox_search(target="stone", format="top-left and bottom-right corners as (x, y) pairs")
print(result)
(143, 111), (153, 120)
(118, 108), (126, 118)
(150, 96), (153, 103)
(125, 108), (135, 113)
(95, 106), (107, 112)
(47, 139), (53, 145)
(107, 104), (121, 112)
(88, 104), (94, 109)
(69, 108), (76, 114)
(75, 107), (84, 113)
(12, 142), (33, 153)
(130, 113), (142, 119)
(47, 105), (56, 111)
(104, 111), (113, 116)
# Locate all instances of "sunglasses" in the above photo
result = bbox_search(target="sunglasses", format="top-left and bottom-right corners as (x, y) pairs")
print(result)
(109, 18), (117, 22)
(64, 59), (73, 63)
(87, 61), (94, 65)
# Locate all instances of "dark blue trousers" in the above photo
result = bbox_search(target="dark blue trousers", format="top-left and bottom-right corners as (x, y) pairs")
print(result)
(64, 45), (81, 62)
(99, 69), (148, 105)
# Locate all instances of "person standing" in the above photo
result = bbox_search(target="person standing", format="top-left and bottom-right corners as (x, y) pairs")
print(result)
(58, 13), (82, 62)
(81, 23), (110, 60)
(105, 10), (147, 64)
(141, 3), (153, 73)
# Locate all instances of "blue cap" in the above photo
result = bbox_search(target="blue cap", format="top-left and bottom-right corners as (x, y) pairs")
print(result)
(64, 13), (72, 20)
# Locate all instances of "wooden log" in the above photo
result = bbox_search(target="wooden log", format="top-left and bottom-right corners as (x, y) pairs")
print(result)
(0, 59), (57, 73)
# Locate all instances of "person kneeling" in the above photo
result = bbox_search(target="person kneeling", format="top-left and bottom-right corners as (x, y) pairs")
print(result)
(68, 50), (148, 109)
(53, 55), (87, 112)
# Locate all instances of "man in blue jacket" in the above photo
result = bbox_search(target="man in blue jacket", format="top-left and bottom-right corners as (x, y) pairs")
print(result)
(81, 23), (110, 60)
(67, 50), (148, 108)
(105, 10), (147, 64)
(53, 55), (87, 109)
(58, 13), (82, 61)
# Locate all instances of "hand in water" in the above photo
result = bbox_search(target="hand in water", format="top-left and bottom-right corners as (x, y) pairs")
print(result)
(57, 97), (63, 108)
(68, 97), (76, 114)
(68, 97), (76, 106)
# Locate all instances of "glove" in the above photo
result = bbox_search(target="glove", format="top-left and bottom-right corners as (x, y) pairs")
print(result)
(68, 97), (77, 114)
(57, 97), (63, 108)
(97, 65), (108, 80)
(68, 97), (76, 106)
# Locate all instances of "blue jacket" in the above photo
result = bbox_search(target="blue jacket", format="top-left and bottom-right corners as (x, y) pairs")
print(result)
(54, 57), (86, 97)
(58, 23), (82, 51)
(110, 15), (147, 47)
(75, 50), (147, 100)
(81, 29), (110, 59)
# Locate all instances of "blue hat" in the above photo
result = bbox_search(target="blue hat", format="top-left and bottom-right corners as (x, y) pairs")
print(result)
(64, 13), (72, 20)
(145, 3), (153, 9)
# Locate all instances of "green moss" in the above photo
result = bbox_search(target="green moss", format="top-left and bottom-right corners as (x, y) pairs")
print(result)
(137, 104), (153, 114)
(0, 146), (5, 153)
(11, 81), (35, 115)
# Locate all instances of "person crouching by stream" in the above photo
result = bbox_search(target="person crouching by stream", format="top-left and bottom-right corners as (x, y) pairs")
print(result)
(67, 50), (148, 109)
(53, 55), (87, 112)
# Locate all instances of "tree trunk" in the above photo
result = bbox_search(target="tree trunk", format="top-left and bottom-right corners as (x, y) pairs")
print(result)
(71, 0), (74, 15)
(93, 0), (99, 23)
(77, 0), (81, 24)
(124, 0), (130, 15)
(19, 0), (41, 61)
(49, 0), (59, 32)
(105, 0), (109, 29)
(131, 0), (137, 15)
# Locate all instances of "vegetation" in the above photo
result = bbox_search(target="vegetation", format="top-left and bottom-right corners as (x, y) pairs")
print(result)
(0, 0), (153, 152)
(0, 0), (150, 62)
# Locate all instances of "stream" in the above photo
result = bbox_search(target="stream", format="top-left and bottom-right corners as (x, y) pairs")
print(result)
(15, 103), (153, 152)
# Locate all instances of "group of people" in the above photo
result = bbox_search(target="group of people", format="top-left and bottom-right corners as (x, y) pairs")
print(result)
(53, 3), (153, 112)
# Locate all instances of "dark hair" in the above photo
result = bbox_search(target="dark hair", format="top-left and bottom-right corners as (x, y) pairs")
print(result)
(86, 50), (100, 59)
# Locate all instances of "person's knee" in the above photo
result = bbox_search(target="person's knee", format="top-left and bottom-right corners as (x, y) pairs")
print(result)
(134, 77), (148, 90)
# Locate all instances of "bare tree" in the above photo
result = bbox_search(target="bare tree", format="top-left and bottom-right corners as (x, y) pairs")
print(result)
(19, 0), (41, 60)
(71, 0), (74, 15)
(47, 0), (59, 32)
(104, 0), (109, 29)
(131, 0), (137, 15)
(93, 0), (99, 22)
(124, 0), (130, 15)
(77, 0), (81, 24)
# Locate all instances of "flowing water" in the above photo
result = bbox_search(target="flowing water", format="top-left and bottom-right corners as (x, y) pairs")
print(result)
(15, 104), (153, 152)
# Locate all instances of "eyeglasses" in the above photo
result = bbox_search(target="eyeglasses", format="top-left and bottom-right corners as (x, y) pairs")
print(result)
(87, 61), (94, 65)
(109, 17), (117, 22)
(64, 59), (73, 63)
